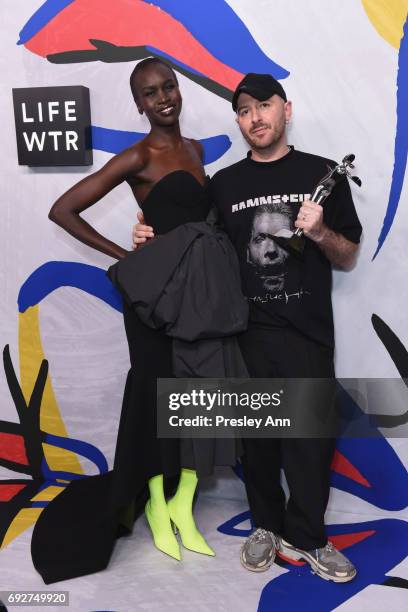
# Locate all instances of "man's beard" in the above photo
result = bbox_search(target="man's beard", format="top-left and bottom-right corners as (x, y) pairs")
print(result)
(243, 118), (286, 152)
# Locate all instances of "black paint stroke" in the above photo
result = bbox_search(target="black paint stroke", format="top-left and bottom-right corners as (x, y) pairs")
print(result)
(0, 479), (42, 547)
(370, 315), (408, 428)
(2, 345), (48, 478)
(382, 576), (408, 589)
(47, 40), (234, 102)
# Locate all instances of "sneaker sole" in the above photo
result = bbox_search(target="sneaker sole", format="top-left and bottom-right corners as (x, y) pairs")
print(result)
(279, 546), (356, 583)
(240, 547), (275, 573)
(310, 565), (357, 583)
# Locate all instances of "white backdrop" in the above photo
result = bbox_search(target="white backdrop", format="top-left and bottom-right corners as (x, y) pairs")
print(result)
(1, 2), (407, 611)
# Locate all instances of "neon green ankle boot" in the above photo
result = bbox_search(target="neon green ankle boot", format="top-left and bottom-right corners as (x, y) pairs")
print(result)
(167, 469), (215, 557)
(145, 475), (181, 561)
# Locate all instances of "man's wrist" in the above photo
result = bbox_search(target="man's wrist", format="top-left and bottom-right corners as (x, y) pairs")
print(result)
(311, 224), (329, 243)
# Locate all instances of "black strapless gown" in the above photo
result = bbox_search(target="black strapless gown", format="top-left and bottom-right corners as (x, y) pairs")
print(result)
(117, 170), (240, 486)
(31, 171), (239, 584)
(140, 169), (212, 232)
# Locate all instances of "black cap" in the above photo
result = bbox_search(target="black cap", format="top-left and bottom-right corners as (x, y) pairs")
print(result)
(232, 73), (287, 112)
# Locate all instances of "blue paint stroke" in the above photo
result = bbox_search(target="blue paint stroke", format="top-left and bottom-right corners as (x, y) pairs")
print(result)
(330, 386), (408, 510)
(46, 432), (109, 474)
(201, 135), (231, 165)
(17, 0), (75, 45)
(373, 16), (408, 259)
(258, 519), (408, 612)
(91, 125), (231, 163)
(217, 509), (254, 537)
(40, 458), (89, 482)
(18, 261), (123, 314)
(37, 481), (66, 493)
(332, 437), (408, 511)
(143, 0), (289, 79)
(91, 126), (144, 154)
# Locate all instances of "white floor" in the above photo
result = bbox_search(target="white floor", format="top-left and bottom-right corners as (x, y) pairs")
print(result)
(2, 485), (408, 612)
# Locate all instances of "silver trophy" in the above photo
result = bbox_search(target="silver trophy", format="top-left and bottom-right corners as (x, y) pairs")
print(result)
(276, 154), (361, 257)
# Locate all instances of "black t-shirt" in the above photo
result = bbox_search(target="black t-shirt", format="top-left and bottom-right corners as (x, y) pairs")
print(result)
(210, 146), (362, 348)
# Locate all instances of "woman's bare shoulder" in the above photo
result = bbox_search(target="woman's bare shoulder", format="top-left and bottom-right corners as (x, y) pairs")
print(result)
(186, 137), (204, 162)
(112, 138), (150, 175)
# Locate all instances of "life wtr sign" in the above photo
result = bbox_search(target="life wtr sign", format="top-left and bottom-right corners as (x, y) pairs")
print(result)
(12, 86), (92, 166)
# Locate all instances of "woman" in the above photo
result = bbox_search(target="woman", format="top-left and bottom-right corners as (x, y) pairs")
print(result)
(48, 57), (242, 563)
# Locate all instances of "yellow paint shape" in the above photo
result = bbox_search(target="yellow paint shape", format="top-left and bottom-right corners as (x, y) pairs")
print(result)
(0, 508), (43, 549)
(42, 442), (85, 474)
(18, 307), (83, 475)
(362, 0), (407, 48)
(30, 485), (66, 502)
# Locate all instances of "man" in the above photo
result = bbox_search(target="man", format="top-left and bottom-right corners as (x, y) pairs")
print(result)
(133, 73), (362, 582)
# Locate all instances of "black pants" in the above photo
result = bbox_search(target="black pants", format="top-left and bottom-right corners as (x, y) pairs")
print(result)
(238, 325), (336, 551)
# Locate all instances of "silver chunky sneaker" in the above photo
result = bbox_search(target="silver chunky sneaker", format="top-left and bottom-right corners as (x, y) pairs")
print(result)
(240, 528), (277, 572)
(278, 538), (357, 582)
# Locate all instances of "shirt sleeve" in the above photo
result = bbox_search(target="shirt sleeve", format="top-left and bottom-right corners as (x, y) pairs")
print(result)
(323, 176), (362, 244)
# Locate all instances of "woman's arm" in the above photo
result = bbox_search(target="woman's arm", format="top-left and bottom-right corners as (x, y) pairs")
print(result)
(49, 148), (144, 259)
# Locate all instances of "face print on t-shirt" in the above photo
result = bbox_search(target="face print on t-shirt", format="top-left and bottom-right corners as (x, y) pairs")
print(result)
(246, 202), (294, 294)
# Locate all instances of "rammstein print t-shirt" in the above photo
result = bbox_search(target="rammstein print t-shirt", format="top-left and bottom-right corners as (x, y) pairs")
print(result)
(210, 146), (362, 348)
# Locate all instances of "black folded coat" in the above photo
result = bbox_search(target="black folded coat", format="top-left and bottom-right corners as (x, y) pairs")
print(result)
(107, 220), (249, 377)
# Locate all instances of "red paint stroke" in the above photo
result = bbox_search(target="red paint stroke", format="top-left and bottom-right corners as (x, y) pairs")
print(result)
(24, 0), (243, 90)
(0, 432), (29, 465)
(0, 483), (27, 502)
(330, 530), (376, 551)
(331, 450), (371, 488)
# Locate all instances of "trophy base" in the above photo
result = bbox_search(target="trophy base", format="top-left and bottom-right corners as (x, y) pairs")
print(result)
(285, 234), (306, 257)
(272, 234), (305, 258)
